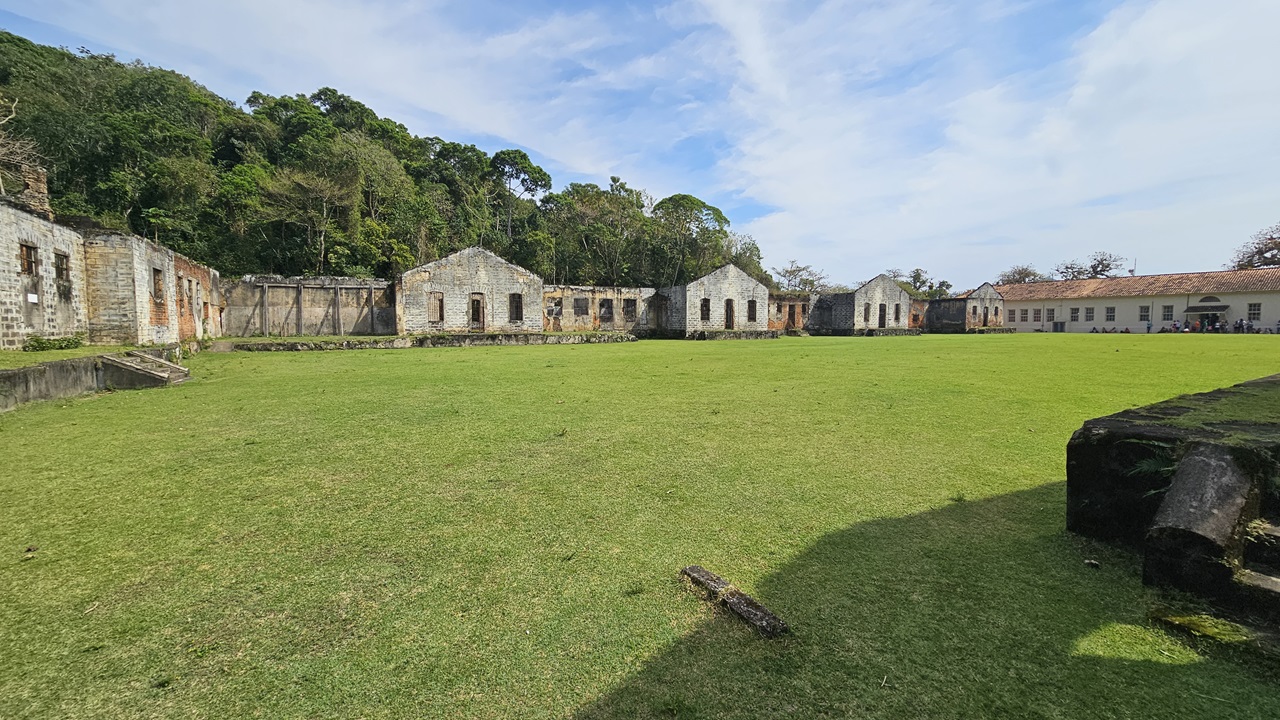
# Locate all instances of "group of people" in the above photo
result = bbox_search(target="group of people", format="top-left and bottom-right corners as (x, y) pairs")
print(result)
(1146, 318), (1278, 334)
(1085, 317), (1279, 333)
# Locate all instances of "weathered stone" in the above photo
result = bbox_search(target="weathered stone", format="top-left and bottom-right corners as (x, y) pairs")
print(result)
(1144, 443), (1258, 594)
(681, 565), (789, 637)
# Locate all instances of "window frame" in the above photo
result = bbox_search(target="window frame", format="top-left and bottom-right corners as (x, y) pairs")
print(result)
(19, 244), (38, 275)
(1104, 306), (1116, 322)
(53, 252), (70, 282)
(508, 293), (524, 323)
(1084, 307), (1095, 322)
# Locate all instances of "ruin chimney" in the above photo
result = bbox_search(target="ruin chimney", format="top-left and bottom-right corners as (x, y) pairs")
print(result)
(14, 164), (53, 221)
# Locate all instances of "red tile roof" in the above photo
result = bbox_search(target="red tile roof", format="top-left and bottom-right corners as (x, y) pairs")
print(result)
(994, 267), (1280, 301)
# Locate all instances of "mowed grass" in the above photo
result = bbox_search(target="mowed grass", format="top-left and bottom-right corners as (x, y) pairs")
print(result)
(3, 334), (1280, 719)
(0, 345), (133, 369)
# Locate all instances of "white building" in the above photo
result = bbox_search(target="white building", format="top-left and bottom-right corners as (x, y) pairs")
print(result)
(997, 268), (1280, 333)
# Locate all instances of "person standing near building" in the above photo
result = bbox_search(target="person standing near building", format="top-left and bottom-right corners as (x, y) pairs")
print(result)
(1146, 319), (1153, 334)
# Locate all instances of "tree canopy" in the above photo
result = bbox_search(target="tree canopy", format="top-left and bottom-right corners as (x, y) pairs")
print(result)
(994, 264), (1051, 285)
(1230, 222), (1280, 269)
(0, 32), (770, 287)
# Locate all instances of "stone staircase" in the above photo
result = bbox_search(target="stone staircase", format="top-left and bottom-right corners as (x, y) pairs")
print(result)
(100, 351), (190, 389)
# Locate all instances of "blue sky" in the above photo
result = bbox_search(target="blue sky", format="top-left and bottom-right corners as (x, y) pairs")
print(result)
(2, 0), (1278, 289)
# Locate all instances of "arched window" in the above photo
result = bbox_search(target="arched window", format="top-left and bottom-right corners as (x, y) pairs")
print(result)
(1199, 296), (1221, 303)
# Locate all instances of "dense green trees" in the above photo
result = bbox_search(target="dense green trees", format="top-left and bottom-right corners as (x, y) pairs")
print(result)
(0, 32), (771, 287)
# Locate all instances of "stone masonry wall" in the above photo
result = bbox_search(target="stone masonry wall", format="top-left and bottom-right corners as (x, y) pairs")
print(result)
(677, 264), (771, 335)
(0, 202), (88, 349)
(83, 235), (139, 345)
(222, 276), (394, 337)
(399, 247), (543, 334)
(542, 285), (656, 332)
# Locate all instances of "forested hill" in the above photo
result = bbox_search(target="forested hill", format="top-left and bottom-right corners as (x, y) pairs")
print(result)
(0, 31), (770, 287)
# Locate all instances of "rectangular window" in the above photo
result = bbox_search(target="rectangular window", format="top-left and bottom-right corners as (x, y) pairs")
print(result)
(427, 292), (445, 322)
(801, 303), (808, 318)
(573, 297), (589, 316)
(864, 303), (872, 322)
(1020, 309), (1029, 322)
(19, 244), (38, 275)
(1105, 307), (1116, 322)
(747, 299), (757, 323)
(894, 303), (901, 323)
(599, 298), (614, 321)
(623, 298), (637, 321)
(1033, 309), (1042, 322)
(1085, 307), (1095, 321)
(1138, 305), (1150, 322)
(508, 293), (524, 323)
(54, 252), (70, 281)
(1249, 303), (1262, 321)
(1162, 305), (1174, 322)
(1070, 307), (1079, 322)
(547, 297), (562, 317)
(1046, 309), (1055, 322)
(152, 268), (164, 300)
(775, 302), (783, 314)
(187, 278), (194, 301)
(700, 298), (711, 322)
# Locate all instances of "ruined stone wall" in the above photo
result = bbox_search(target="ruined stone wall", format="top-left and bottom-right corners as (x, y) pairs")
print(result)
(965, 283), (1005, 330)
(399, 247), (543, 334)
(850, 275), (912, 332)
(222, 276), (394, 337)
(83, 235), (139, 344)
(768, 293), (814, 331)
(0, 202), (88, 349)
(675, 264), (771, 335)
(909, 299), (929, 329)
(173, 255), (223, 340)
(542, 285), (656, 332)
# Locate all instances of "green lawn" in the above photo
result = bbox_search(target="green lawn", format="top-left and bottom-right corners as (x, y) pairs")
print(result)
(3, 334), (1279, 719)
(0, 345), (132, 369)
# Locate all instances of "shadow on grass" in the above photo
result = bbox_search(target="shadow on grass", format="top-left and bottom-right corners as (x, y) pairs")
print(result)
(575, 484), (1277, 719)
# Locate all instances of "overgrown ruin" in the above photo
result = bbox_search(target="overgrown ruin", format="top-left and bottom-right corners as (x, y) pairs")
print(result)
(1067, 375), (1280, 618)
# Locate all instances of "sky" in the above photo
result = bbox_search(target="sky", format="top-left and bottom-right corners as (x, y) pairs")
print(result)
(1, 0), (1277, 289)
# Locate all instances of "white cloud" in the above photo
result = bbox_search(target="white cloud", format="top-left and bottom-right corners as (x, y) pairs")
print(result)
(4, 0), (1280, 287)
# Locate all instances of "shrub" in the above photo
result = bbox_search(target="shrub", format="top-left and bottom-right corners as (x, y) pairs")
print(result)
(22, 332), (87, 352)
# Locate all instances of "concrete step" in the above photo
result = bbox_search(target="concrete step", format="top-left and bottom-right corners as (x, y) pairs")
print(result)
(124, 351), (190, 383)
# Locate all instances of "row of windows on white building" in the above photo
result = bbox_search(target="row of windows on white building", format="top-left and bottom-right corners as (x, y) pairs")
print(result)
(1009, 303), (1263, 324)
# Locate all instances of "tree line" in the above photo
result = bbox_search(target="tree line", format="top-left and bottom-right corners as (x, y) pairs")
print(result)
(0, 32), (769, 288)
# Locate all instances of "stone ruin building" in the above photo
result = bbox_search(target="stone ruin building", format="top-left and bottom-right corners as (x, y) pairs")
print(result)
(0, 170), (223, 350)
(397, 247), (544, 335)
(2, 164), (1010, 349)
(808, 274), (916, 335)
(924, 282), (1006, 333)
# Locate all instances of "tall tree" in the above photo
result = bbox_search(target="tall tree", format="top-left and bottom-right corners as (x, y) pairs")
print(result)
(772, 260), (827, 293)
(1054, 251), (1126, 280)
(1230, 222), (1280, 269)
(995, 264), (1052, 285)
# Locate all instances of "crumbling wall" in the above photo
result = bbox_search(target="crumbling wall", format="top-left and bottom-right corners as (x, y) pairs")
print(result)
(807, 275), (912, 335)
(173, 254), (223, 340)
(768, 293), (813, 331)
(399, 247), (543, 334)
(542, 285), (655, 332)
(0, 202), (88, 349)
(221, 276), (394, 337)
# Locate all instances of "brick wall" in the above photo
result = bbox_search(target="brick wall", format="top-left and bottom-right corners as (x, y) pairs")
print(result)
(399, 247), (543, 334)
(0, 202), (88, 348)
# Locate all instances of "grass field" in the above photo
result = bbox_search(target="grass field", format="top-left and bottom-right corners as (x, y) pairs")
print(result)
(0, 344), (133, 369)
(3, 334), (1280, 719)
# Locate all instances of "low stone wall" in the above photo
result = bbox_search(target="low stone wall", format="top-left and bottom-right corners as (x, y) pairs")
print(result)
(0, 356), (99, 412)
(0, 342), (199, 412)
(808, 328), (921, 337)
(223, 332), (639, 352)
(637, 329), (779, 341)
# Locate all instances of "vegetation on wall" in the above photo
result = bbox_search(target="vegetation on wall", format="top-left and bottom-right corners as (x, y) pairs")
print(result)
(0, 32), (770, 287)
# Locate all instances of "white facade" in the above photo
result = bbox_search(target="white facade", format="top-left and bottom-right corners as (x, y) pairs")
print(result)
(1004, 291), (1280, 333)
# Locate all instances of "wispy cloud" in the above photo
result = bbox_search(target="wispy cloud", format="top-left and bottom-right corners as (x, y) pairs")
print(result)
(3, 0), (1279, 286)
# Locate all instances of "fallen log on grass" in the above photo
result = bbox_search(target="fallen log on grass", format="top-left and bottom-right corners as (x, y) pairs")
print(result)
(680, 565), (789, 637)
